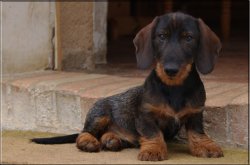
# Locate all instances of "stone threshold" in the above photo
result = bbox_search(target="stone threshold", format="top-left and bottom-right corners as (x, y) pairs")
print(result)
(2, 70), (248, 149)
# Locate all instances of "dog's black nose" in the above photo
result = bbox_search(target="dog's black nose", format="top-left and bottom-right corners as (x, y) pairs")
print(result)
(164, 66), (179, 77)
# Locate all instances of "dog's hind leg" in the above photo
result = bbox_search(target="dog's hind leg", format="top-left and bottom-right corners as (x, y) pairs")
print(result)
(100, 132), (122, 151)
(76, 115), (111, 152)
(76, 132), (101, 152)
(76, 101), (112, 152)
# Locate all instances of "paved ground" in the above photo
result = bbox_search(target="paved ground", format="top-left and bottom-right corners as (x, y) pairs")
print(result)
(2, 131), (249, 164)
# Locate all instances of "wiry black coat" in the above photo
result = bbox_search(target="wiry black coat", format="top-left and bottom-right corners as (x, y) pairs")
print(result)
(82, 64), (205, 146)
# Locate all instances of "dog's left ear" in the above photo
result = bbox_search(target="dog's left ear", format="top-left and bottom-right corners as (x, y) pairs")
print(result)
(133, 17), (158, 69)
(196, 18), (222, 74)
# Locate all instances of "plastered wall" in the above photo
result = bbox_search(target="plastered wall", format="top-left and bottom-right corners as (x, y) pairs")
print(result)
(2, 2), (55, 74)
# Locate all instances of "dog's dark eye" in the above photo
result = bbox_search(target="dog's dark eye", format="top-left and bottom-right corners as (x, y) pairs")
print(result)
(185, 35), (193, 42)
(158, 34), (168, 41)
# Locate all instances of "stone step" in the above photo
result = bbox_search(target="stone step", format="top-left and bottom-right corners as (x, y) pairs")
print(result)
(2, 71), (248, 149)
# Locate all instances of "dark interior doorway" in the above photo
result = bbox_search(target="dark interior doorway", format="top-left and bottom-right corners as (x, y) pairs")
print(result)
(107, 1), (162, 64)
(106, 0), (248, 65)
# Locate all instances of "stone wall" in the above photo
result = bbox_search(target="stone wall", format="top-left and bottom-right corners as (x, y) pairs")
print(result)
(60, 2), (94, 71)
(60, 2), (107, 71)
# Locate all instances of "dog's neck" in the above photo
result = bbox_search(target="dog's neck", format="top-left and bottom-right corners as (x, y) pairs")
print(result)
(143, 64), (202, 112)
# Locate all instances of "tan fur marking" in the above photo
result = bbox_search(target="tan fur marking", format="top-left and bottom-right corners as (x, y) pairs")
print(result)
(176, 107), (202, 119)
(101, 132), (122, 151)
(187, 130), (223, 157)
(101, 132), (120, 143)
(156, 63), (192, 86)
(144, 103), (175, 118)
(138, 132), (168, 161)
(76, 132), (101, 152)
(97, 116), (110, 126)
(94, 116), (111, 131)
(144, 103), (201, 120)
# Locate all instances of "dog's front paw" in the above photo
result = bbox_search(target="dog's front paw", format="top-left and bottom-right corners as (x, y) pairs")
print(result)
(190, 141), (223, 158)
(188, 131), (223, 158)
(138, 149), (167, 161)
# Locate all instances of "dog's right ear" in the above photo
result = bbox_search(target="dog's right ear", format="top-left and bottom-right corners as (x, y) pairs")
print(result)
(133, 17), (158, 69)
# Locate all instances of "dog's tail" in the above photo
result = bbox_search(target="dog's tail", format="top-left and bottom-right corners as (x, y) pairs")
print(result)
(31, 133), (79, 144)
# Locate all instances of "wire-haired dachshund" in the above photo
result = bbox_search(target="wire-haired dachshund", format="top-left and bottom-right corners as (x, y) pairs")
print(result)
(32, 12), (223, 161)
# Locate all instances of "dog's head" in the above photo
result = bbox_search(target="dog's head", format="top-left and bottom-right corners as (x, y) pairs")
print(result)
(133, 12), (221, 84)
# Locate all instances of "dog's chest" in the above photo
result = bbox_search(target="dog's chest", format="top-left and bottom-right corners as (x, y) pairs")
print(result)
(145, 103), (201, 120)
(147, 104), (202, 138)
(143, 102), (202, 139)
(161, 85), (188, 112)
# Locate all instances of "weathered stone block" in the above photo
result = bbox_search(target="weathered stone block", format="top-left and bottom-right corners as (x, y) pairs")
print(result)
(3, 85), (36, 130)
(56, 93), (82, 133)
(228, 105), (248, 148)
(80, 97), (98, 126)
(35, 91), (58, 129)
(203, 107), (228, 145)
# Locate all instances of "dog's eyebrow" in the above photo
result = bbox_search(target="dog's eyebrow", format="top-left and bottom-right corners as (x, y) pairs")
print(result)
(157, 30), (169, 34)
(182, 31), (194, 36)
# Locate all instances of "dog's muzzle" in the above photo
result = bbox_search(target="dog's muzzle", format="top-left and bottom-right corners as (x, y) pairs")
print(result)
(164, 64), (179, 77)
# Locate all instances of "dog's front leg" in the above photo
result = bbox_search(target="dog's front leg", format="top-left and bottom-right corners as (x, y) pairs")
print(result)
(185, 112), (223, 158)
(135, 115), (167, 161)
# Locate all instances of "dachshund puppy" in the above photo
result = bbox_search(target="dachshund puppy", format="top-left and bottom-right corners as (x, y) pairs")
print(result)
(32, 12), (223, 161)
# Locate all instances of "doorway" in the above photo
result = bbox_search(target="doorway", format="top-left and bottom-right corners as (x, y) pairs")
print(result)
(106, 1), (165, 65)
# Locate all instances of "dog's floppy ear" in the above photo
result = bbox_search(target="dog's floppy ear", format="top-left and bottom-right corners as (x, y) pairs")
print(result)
(133, 17), (158, 69)
(196, 18), (222, 74)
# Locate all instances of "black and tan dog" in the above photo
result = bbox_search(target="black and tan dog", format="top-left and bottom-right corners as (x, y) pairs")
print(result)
(32, 12), (223, 161)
